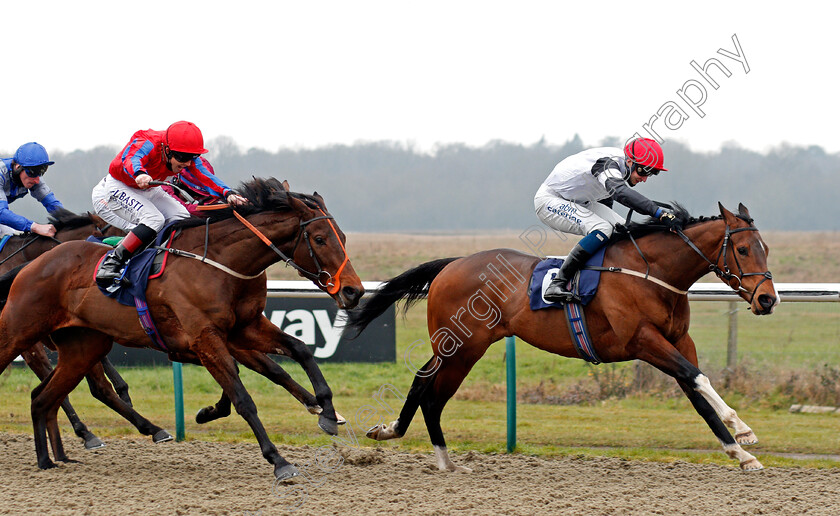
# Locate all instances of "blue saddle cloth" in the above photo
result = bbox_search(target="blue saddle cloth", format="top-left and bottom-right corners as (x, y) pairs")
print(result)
(90, 228), (177, 351)
(92, 242), (160, 307)
(528, 246), (607, 309)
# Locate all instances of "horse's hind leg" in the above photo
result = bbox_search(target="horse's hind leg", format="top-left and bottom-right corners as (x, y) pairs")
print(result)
(31, 329), (113, 469)
(367, 356), (441, 441)
(417, 355), (479, 473)
(638, 330), (762, 471)
(84, 362), (173, 443)
(21, 342), (105, 450)
(100, 356), (133, 406)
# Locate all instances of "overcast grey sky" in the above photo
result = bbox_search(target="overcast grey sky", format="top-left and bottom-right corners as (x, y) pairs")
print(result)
(4, 1), (836, 155)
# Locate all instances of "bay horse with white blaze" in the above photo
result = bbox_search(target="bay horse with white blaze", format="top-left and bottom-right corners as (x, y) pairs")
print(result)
(0, 178), (363, 479)
(345, 203), (778, 471)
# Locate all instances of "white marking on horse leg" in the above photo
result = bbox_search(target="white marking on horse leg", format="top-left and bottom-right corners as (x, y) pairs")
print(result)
(433, 445), (472, 473)
(723, 443), (764, 471)
(366, 420), (400, 441)
(694, 374), (757, 444)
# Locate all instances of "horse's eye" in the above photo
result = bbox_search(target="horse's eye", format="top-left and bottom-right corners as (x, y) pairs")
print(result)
(737, 246), (748, 256)
(314, 235), (327, 246)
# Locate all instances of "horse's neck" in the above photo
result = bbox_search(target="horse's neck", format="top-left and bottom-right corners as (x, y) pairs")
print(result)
(637, 220), (726, 290)
(56, 225), (95, 242)
(178, 214), (301, 276)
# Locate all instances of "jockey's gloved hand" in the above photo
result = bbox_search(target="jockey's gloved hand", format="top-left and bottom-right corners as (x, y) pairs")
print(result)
(657, 209), (680, 230)
(226, 191), (248, 206)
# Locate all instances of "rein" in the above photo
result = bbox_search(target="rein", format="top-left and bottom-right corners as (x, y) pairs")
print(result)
(157, 201), (350, 293)
(0, 234), (63, 267)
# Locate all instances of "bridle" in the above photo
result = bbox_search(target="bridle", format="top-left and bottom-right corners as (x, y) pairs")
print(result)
(674, 220), (773, 304)
(231, 207), (349, 295)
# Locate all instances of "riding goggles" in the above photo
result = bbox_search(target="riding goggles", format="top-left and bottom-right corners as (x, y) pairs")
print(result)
(170, 151), (200, 163)
(23, 164), (49, 177)
(635, 163), (660, 177)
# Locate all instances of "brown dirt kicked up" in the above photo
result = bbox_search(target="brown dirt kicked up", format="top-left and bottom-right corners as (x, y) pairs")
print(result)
(1, 432), (838, 515)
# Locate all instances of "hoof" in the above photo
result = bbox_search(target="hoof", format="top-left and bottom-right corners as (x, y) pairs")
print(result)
(58, 457), (81, 464)
(38, 460), (57, 470)
(153, 430), (174, 443)
(449, 465), (473, 473)
(84, 436), (106, 450)
(195, 407), (215, 424)
(318, 414), (338, 436)
(366, 421), (402, 441)
(735, 431), (758, 446)
(366, 424), (385, 440)
(740, 457), (764, 471)
(309, 406), (346, 425)
(274, 463), (299, 481)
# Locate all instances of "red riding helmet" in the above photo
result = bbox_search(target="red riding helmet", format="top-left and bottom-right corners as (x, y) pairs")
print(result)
(165, 121), (208, 154)
(624, 137), (667, 171)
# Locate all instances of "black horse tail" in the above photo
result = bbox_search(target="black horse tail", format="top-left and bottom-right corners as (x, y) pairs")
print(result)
(0, 263), (28, 314)
(343, 257), (460, 339)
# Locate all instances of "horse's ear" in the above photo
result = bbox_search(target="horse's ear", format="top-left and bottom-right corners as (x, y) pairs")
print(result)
(313, 191), (325, 204)
(738, 203), (750, 218)
(287, 194), (311, 216)
(718, 202), (737, 223)
(281, 180), (290, 192)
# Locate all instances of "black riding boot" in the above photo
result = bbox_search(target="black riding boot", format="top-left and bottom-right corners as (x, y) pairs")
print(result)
(95, 224), (157, 289)
(543, 242), (594, 303)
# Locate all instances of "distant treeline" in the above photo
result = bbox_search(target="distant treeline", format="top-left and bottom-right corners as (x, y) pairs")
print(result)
(7, 135), (839, 231)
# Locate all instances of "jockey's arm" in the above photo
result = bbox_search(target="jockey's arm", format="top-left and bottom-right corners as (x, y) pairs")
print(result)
(604, 178), (660, 218)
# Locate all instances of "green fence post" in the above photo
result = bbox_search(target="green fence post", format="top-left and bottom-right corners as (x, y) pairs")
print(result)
(506, 336), (516, 453)
(173, 362), (185, 442)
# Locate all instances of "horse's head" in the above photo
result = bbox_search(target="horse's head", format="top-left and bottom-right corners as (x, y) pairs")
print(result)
(284, 185), (365, 310)
(716, 202), (778, 315)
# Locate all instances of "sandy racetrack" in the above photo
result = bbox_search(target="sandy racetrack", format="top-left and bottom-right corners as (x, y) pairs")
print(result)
(1, 432), (839, 515)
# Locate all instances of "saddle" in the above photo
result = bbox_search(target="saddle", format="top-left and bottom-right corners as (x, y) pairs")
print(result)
(89, 227), (178, 351)
(528, 247), (607, 364)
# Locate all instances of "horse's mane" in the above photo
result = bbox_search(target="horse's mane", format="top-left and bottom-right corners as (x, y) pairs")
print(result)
(47, 208), (97, 231)
(607, 202), (750, 244)
(170, 177), (325, 231)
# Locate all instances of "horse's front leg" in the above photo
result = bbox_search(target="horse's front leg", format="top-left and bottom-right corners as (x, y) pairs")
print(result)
(231, 315), (339, 436)
(191, 327), (298, 480)
(635, 326), (762, 471)
(671, 333), (758, 446)
(100, 355), (133, 407)
(228, 348), (345, 423)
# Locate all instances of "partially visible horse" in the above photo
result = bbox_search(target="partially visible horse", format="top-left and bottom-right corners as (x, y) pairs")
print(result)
(1, 209), (172, 448)
(0, 178), (363, 479)
(345, 203), (778, 471)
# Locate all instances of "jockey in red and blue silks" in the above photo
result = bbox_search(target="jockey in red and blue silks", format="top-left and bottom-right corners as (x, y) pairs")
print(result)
(0, 142), (63, 237)
(108, 129), (235, 200)
(92, 121), (247, 289)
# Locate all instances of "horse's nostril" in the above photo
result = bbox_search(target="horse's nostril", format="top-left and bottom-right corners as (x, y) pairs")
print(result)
(758, 294), (775, 309)
(342, 286), (363, 304)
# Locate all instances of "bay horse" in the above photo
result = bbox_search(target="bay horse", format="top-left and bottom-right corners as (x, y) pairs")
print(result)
(1, 209), (172, 448)
(0, 178), (363, 479)
(344, 203), (778, 471)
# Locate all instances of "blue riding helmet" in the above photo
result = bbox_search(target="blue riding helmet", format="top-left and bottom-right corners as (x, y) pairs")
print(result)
(13, 142), (55, 167)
